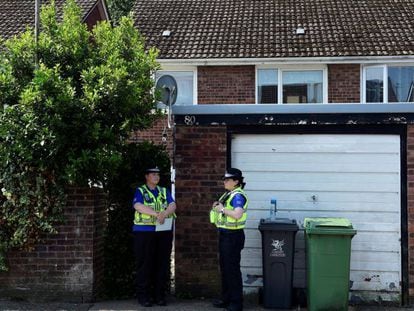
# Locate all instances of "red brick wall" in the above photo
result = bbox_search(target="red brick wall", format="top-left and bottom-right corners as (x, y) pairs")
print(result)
(130, 116), (174, 158)
(328, 64), (361, 103)
(198, 66), (255, 104)
(174, 126), (227, 296)
(92, 188), (107, 300)
(407, 125), (414, 302)
(0, 187), (107, 302)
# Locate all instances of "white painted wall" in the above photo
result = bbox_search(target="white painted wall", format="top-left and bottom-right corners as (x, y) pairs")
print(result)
(232, 134), (401, 302)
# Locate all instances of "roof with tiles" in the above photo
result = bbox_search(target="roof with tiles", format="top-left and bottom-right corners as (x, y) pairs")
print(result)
(132, 0), (414, 59)
(0, 0), (100, 40)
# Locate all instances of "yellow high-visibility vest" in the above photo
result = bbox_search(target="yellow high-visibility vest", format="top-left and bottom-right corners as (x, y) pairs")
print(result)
(210, 187), (248, 230)
(134, 185), (170, 226)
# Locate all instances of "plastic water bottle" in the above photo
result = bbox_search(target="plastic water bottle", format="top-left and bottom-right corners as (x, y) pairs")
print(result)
(270, 198), (277, 220)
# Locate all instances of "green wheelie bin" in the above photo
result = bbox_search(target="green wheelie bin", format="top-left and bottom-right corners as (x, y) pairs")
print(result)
(304, 217), (356, 311)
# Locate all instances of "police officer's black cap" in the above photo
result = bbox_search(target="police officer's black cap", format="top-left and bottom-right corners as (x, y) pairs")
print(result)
(145, 166), (160, 174)
(222, 168), (243, 180)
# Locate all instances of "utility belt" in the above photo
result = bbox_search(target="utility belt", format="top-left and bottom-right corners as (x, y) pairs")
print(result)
(218, 228), (244, 234)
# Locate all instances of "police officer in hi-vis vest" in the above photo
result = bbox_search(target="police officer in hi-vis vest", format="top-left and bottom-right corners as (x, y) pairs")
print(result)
(132, 166), (176, 307)
(210, 168), (248, 311)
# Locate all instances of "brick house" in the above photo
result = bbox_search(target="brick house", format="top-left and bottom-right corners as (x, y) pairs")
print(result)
(131, 0), (414, 305)
(0, 0), (109, 302)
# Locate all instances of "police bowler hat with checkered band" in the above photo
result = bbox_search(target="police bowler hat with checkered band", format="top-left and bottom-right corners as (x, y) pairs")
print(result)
(145, 166), (160, 174)
(222, 168), (243, 180)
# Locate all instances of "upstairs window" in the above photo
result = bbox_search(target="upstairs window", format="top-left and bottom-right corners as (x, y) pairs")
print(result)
(257, 66), (326, 104)
(282, 71), (323, 104)
(389, 66), (414, 102)
(257, 69), (278, 104)
(365, 67), (384, 103)
(364, 65), (414, 103)
(155, 70), (195, 105)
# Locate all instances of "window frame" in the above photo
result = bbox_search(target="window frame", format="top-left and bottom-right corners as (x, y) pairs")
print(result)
(362, 63), (414, 103)
(362, 64), (387, 104)
(255, 64), (328, 104)
(156, 66), (198, 106)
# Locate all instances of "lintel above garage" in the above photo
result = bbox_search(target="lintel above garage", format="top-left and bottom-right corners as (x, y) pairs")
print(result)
(173, 103), (414, 115)
(172, 104), (414, 126)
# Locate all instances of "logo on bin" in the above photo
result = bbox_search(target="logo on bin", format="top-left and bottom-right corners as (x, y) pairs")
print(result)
(270, 239), (285, 257)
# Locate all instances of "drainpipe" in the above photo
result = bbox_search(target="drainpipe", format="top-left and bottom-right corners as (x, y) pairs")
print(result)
(171, 166), (175, 200)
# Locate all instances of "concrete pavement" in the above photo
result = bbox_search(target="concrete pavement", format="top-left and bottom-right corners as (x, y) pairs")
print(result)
(89, 299), (414, 311)
(1, 297), (414, 311)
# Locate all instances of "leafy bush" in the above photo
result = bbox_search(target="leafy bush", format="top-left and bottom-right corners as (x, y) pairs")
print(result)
(106, 0), (136, 25)
(0, 0), (159, 270)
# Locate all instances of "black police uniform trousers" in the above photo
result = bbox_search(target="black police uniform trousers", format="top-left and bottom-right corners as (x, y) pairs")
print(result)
(219, 228), (245, 311)
(133, 229), (173, 303)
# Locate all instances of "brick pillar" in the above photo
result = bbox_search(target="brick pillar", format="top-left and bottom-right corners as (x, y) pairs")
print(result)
(0, 187), (107, 302)
(407, 125), (414, 302)
(174, 125), (227, 296)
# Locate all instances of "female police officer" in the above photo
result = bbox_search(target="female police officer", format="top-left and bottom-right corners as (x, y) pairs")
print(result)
(210, 168), (248, 311)
(132, 166), (176, 307)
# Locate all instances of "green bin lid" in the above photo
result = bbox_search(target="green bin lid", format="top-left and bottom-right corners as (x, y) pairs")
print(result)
(304, 217), (356, 236)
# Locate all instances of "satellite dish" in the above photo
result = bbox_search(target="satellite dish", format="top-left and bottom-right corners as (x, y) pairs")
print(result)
(155, 74), (177, 129)
(156, 75), (177, 107)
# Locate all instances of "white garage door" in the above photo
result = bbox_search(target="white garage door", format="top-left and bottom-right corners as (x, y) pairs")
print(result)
(232, 134), (401, 302)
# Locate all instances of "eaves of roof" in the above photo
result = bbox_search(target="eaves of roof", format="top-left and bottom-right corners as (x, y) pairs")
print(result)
(157, 55), (414, 66)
